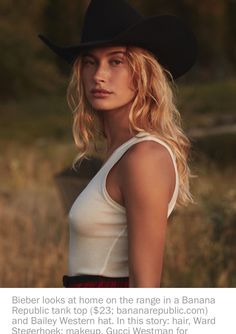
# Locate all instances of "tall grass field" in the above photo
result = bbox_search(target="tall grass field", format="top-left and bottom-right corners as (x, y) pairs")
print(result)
(0, 80), (235, 287)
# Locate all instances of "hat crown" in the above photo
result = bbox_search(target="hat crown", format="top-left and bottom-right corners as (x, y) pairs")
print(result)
(38, 0), (197, 79)
(81, 0), (143, 43)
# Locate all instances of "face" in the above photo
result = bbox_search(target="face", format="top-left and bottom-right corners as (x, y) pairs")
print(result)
(81, 46), (135, 112)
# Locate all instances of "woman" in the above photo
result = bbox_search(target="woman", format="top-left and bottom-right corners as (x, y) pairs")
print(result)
(38, 0), (197, 288)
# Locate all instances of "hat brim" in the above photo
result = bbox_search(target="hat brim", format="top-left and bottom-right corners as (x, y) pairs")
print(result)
(38, 15), (197, 80)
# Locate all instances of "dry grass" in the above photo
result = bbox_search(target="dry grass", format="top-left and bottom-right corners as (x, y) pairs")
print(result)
(0, 140), (75, 287)
(0, 140), (235, 287)
(163, 163), (236, 287)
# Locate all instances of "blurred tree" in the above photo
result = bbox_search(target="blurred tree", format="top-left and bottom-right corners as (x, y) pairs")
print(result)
(131, 0), (234, 79)
(186, 0), (229, 78)
(1, 0), (236, 100)
(42, 0), (90, 75)
(226, 0), (236, 66)
(0, 0), (63, 100)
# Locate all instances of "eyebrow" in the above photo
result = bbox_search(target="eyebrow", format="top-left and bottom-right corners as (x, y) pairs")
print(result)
(83, 51), (126, 58)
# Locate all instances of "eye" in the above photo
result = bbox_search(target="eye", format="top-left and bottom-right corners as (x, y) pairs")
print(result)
(110, 59), (123, 66)
(82, 58), (95, 65)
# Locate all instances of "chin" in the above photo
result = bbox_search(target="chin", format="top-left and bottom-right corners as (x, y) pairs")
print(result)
(91, 101), (120, 111)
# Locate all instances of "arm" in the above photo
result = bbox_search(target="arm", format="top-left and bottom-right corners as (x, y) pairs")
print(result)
(119, 141), (175, 287)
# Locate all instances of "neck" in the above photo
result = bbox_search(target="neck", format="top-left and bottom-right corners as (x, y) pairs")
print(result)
(99, 102), (137, 152)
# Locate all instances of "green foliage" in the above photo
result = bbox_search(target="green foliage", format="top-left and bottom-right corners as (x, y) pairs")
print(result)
(194, 133), (236, 167)
(135, 0), (235, 78)
(0, 0), (64, 100)
(1, 0), (236, 99)
(0, 95), (71, 145)
(1, 79), (236, 166)
(179, 80), (236, 114)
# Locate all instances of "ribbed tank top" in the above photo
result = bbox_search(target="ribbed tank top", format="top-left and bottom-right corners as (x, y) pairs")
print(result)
(68, 131), (179, 277)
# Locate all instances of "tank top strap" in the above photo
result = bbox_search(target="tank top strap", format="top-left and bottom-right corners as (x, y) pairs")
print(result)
(100, 131), (179, 217)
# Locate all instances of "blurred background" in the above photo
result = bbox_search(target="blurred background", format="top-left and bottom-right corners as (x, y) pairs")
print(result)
(0, 0), (235, 287)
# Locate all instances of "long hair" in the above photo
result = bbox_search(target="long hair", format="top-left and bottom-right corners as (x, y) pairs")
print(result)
(67, 46), (196, 207)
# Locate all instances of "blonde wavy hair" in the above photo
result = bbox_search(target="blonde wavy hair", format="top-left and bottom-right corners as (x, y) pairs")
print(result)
(67, 46), (196, 207)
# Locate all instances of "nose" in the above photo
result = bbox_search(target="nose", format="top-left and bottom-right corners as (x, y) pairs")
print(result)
(93, 62), (108, 83)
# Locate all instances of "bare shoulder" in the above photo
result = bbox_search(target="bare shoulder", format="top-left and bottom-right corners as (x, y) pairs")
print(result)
(118, 140), (176, 204)
(120, 140), (175, 173)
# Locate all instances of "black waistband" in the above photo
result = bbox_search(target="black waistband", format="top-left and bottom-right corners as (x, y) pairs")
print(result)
(63, 275), (129, 287)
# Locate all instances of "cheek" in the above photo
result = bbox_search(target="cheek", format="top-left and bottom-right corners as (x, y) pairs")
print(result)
(125, 77), (135, 99)
(116, 71), (135, 93)
(128, 77), (135, 93)
(81, 70), (91, 91)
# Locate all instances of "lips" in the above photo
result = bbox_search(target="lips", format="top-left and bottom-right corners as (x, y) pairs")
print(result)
(91, 88), (112, 94)
(91, 88), (112, 97)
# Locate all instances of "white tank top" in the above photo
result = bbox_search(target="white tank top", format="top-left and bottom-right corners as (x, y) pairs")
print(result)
(68, 131), (179, 277)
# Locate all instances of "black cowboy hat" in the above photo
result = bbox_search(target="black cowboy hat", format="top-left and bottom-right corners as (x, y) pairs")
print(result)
(38, 0), (197, 80)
